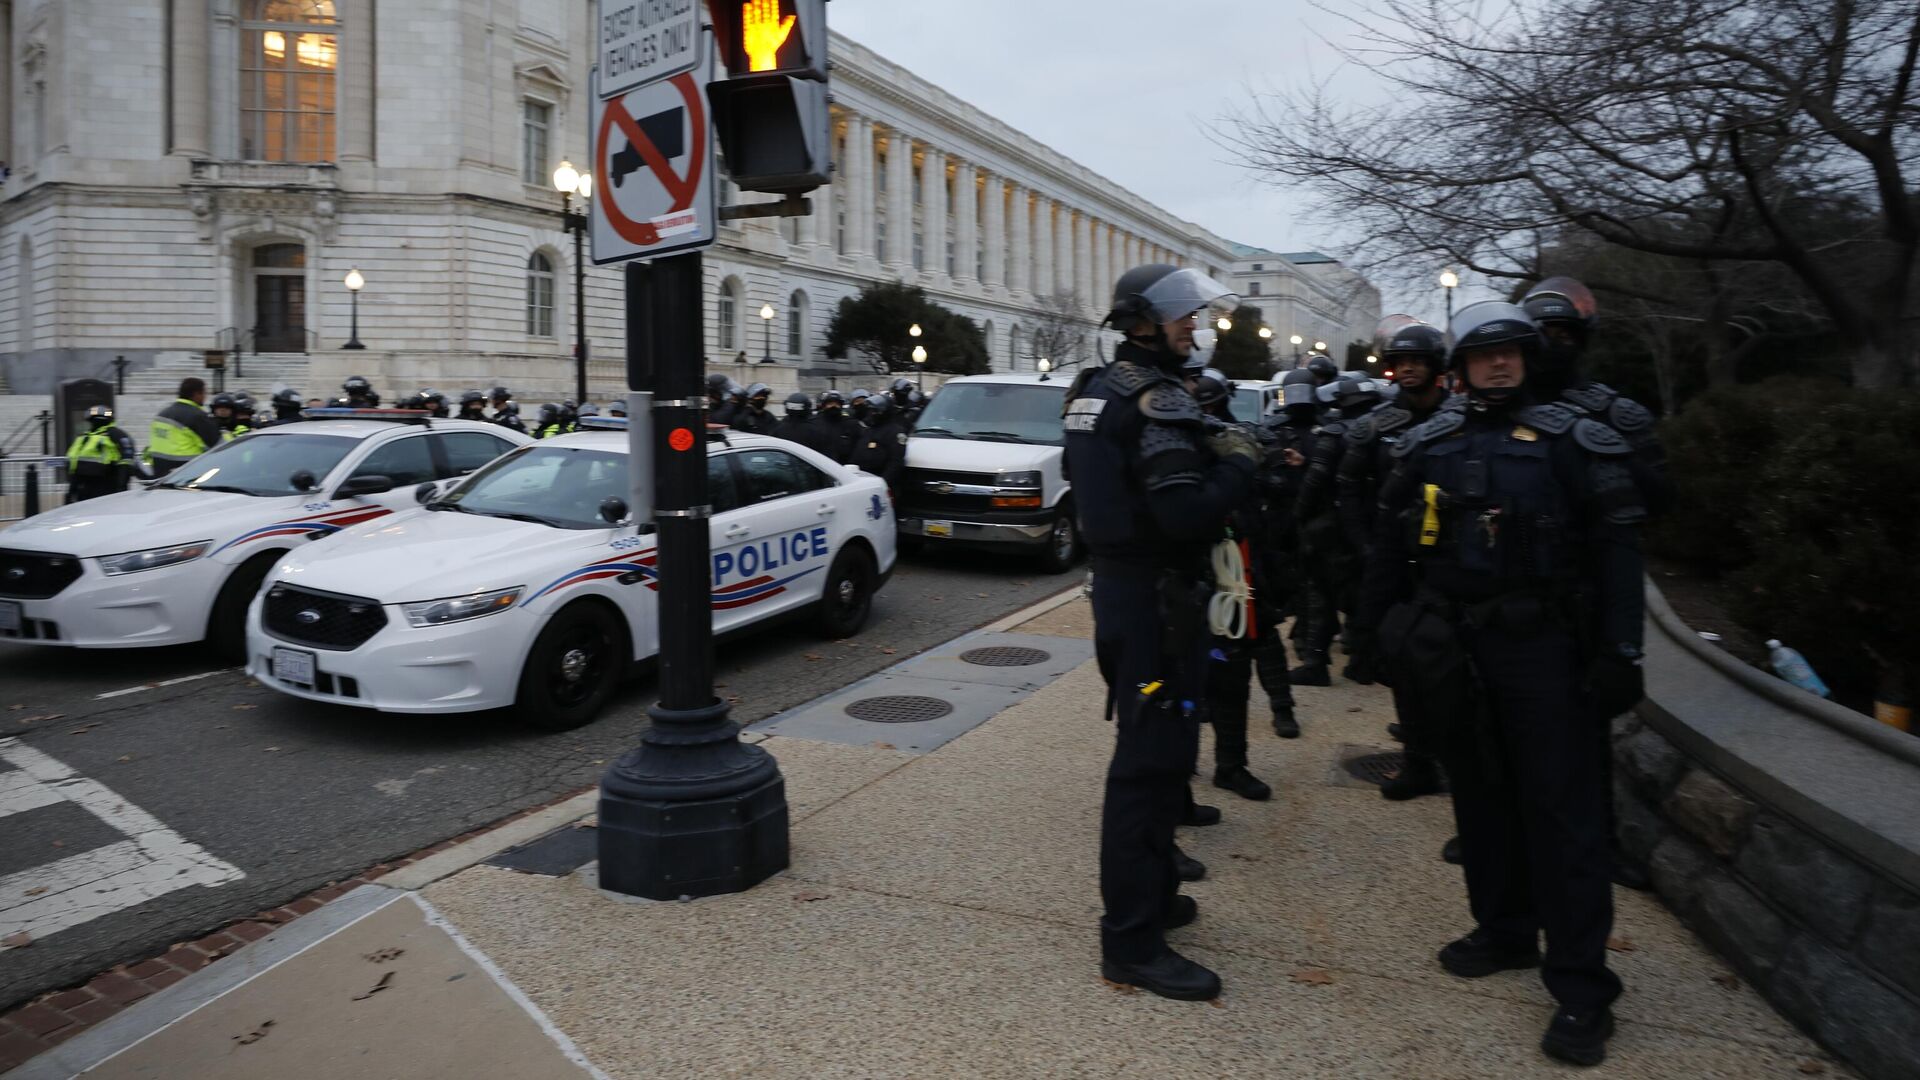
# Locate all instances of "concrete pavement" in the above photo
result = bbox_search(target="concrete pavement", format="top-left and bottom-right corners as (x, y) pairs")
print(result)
(10, 594), (1851, 1079)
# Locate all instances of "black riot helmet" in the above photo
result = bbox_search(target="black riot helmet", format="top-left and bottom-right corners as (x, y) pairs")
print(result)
(782, 392), (813, 418)
(489, 385), (512, 405)
(747, 382), (772, 406)
(1521, 276), (1599, 398)
(210, 392), (238, 415)
(706, 373), (731, 401)
(866, 394), (895, 422)
(86, 405), (115, 428)
(419, 389), (449, 418)
(849, 388), (872, 404)
(537, 402), (561, 427)
(1333, 375), (1384, 417)
(398, 392), (429, 411)
(342, 375), (372, 397)
(1280, 369), (1319, 417)
(1448, 301), (1542, 406)
(1305, 354), (1340, 386)
(1104, 264), (1237, 335)
(459, 389), (488, 414)
(271, 388), (305, 417)
(818, 389), (846, 417)
(608, 399), (628, 417)
(1381, 321), (1447, 389)
(1190, 367), (1233, 411)
(577, 403), (601, 418)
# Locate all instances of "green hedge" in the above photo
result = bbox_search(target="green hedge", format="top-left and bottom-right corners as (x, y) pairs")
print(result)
(1652, 379), (1920, 708)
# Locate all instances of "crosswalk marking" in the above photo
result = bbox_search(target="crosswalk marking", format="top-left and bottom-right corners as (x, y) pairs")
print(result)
(0, 739), (244, 947)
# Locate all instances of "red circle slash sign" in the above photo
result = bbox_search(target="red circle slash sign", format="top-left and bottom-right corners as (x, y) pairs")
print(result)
(668, 427), (696, 452)
(597, 71), (709, 248)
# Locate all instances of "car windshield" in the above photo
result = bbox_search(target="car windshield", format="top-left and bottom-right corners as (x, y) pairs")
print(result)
(157, 433), (357, 496)
(439, 445), (630, 530)
(911, 383), (1069, 445)
(1230, 386), (1268, 423)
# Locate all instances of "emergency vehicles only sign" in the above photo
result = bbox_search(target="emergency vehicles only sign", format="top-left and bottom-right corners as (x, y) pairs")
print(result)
(598, 0), (702, 99)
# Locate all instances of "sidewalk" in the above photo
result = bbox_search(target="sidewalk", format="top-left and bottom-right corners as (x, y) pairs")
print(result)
(12, 593), (1849, 1079)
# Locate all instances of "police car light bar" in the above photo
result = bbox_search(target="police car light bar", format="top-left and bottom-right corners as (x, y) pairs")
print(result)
(577, 417), (629, 430)
(301, 407), (433, 423)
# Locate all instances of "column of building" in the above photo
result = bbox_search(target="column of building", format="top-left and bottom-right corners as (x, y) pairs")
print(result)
(1033, 197), (1054, 300)
(1091, 220), (1110, 313)
(921, 147), (947, 279)
(1008, 186), (1032, 295)
(170, 0), (211, 158)
(982, 174), (1007, 290)
(885, 130), (914, 272)
(953, 162), (978, 283)
(1074, 212), (1093, 311)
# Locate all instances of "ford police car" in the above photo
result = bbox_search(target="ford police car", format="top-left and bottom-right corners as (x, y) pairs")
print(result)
(244, 423), (896, 730)
(0, 411), (532, 656)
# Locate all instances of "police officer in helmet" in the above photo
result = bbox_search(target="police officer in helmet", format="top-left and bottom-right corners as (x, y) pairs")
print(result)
(1065, 264), (1263, 1002)
(812, 389), (860, 464)
(260, 388), (309, 427)
(458, 390), (489, 421)
(342, 375), (379, 408)
(493, 400), (529, 435)
(1361, 301), (1646, 1066)
(65, 406), (139, 501)
(734, 383), (777, 435)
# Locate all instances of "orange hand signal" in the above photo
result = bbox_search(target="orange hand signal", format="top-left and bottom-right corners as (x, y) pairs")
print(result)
(741, 0), (795, 72)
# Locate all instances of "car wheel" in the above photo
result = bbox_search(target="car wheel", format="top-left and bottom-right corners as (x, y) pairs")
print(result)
(812, 545), (876, 638)
(1036, 504), (1082, 575)
(207, 552), (281, 662)
(517, 602), (624, 731)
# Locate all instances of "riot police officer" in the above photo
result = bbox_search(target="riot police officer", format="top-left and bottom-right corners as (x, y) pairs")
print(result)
(65, 406), (138, 501)
(771, 393), (831, 457)
(342, 375), (380, 408)
(848, 388), (875, 425)
(812, 390), (861, 463)
(209, 393), (248, 440)
(733, 384), (777, 434)
(1066, 264), (1262, 1002)
(489, 386), (513, 416)
(417, 389), (450, 419)
(711, 382), (748, 427)
(259, 388), (308, 427)
(535, 403), (567, 439)
(705, 373), (733, 417)
(1341, 319), (1451, 798)
(1362, 301), (1646, 1067)
(849, 395), (908, 492)
(1291, 375), (1379, 686)
(1521, 277), (1671, 514)
(493, 401), (529, 435)
(458, 389), (490, 421)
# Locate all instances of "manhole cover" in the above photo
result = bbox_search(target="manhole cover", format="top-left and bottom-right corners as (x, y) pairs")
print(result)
(959, 646), (1052, 668)
(1342, 751), (1408, 786)
(844, 695), (955, 724)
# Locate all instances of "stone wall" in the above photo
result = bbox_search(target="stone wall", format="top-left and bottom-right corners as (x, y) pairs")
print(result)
(1613, 705), (1920, 1080)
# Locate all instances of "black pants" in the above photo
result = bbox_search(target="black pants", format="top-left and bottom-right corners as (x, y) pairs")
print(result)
(1092, 573), (1203, 964)
(1205, 629), (1294, 770)
(1293, 573), (1341, 664)
(1442, 620), (1620, 1011)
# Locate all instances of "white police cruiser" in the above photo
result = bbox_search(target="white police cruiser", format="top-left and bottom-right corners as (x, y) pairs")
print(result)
(0, 410), (532, 656)
(244, 422), (896, 730)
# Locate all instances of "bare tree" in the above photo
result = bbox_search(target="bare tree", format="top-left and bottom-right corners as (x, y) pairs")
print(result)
(1225, 0), (1920, 387)
(1025, 291), (1096, 370)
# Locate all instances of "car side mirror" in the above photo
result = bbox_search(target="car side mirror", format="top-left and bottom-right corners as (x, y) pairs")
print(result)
(414, 482), (439, 505)
(334, 474), (394, 499)
(290, 469), (319, 493)
(598, 497), (630, 525)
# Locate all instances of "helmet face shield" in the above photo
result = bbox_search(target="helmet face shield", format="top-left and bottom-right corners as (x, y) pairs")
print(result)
(1523, 276), (1598, 324)
(1136, 268), (1239, 327)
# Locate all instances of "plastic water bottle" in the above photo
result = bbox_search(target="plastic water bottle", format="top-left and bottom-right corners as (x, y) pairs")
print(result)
(1766, 640), (1831, 699)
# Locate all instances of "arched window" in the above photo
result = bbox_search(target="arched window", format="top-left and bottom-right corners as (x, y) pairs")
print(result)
(787, 290), (809, 358)
(717, 278), (740, 352)
(1010, 326), (1024, 370)
(240, 0), (339, 162)
(981, 320), (995, 368)
(526, 252), (555, 338)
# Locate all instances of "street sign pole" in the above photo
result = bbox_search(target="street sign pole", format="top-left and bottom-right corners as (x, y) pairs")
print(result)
(597, 251), (789, 901)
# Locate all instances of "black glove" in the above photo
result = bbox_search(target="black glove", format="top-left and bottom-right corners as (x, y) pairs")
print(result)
(1585, 649), (1645, 719)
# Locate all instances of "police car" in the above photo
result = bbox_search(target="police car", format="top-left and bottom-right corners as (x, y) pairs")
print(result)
(0, 411), (533, 656)
(243, 423), (896, 730)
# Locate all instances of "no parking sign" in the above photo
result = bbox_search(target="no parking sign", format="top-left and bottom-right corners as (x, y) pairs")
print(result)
(590, 43), (719, 265)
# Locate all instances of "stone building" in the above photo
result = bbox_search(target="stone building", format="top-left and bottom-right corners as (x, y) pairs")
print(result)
(0, 0), (1377, 435)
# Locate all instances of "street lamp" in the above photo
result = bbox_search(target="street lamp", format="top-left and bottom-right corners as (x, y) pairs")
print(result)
(1258, 327), (1273, 340)
(1216, 315), (1233, 332)
(912, 343), (928, 389)
(1289, 333), (1304, 368)
(1313, 340), (1328, 354)
(1439, 269), (1459, 327)
(1366, 354), (1379, 365)
(341, 269), (366, 350)
(1037, 357), (1052, 382)
(908, 322), (923, 338)
(759, 303), (776, 363)
(553, 159), (592, 404)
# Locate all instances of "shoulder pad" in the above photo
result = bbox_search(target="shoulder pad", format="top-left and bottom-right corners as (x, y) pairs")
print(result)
(1104, 360), (1171, 399)
(1373, 404), (1414, 435)
(1392, 408), (1465, 459)
(1139, 422), (1202, 461)
(1608, 396), (1654, 433)
(1572, 417), (1631, 455)
(1516, 402), (1580, 435)
(1562, 382), (1616, 414)
(1139, 384), (1205, 424)
(1343, 415), (1377, 445)
(1315, 420), (1348, 438)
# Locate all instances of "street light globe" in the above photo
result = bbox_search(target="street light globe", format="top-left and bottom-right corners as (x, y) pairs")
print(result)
(576, 172), (593, 200)
(1290, 334), (1303, 346)
(1314, 340), (1328, 352)
(912, 345), (928, 364)
(908, 323), (923, 338)
(1258, 327), (1273, 339)
(343, 268), (365, 292)
(1216, 316), (1233, 331)
(552, 160), (580, 194)
(1367, 354), (1379, 364)
(1439, 270), (1460, 289)
(760, 304), (775, 321)
(1037, 357), (1052, 372)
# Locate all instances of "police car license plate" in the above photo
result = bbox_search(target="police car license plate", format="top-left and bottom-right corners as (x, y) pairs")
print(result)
(0, 602), (20, 634)
(273, 646), (316, 687)
(924, 520), (954, 539)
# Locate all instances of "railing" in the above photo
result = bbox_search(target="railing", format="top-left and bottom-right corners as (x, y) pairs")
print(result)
(215, 327), (254, 379)
(0, 411), (52, 459)
(188, 160), (339, 188)
(0, 454), (67, 523)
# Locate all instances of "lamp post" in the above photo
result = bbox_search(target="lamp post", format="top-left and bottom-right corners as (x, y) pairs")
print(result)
(1289, 333), (1303, 368)
(1439, 269), (1459, 328)
(341, 269), (366, 350)
(553, 159), (592, 405)
(912, 343), (928, 389)
(1037, 357), (1052, 382)
(760, 303), (776, 363)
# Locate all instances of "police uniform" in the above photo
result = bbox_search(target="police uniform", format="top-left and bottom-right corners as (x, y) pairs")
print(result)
(65, 417), (138, 501)
(146, 397), (220, 478)
(1365, 302), (1646, 1064)
(849, 404), (909, 493)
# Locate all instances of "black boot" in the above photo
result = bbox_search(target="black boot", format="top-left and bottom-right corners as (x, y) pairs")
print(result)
(1287, 663), (1331, 687)
(1174, 847), (1207, 882)
(1212, 765), (1272, 801)
(1379, 754), (1444, 801)
(1541, 1005), (1615, 1067)
(1343, 651), (1377, 685)
(1271, 708), (1301, 739)
(1438, 928), (1541, 978)
(1612, 854), (1652, 891)
(1387, 722), (1405, 741)
(1182, 802), (1222, 827)
(1162, 894), (1198, 930)
(1441, 836), (1463, 864)
(1101, 947), (1221, 1001)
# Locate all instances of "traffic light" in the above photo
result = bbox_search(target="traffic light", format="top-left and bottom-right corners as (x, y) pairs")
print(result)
(706, 0), (832, 195)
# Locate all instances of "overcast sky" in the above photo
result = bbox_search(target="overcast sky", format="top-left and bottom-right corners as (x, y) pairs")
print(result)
(829, 1), (1435, 318)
